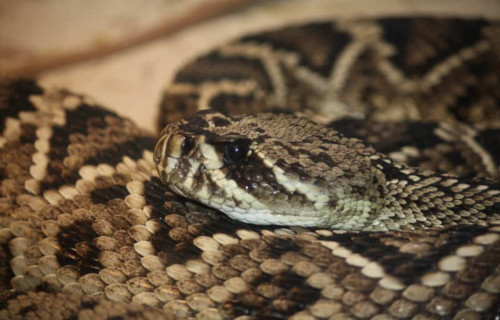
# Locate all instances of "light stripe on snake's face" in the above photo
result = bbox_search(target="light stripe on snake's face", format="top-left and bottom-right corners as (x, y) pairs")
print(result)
(155, 110), (389, 230)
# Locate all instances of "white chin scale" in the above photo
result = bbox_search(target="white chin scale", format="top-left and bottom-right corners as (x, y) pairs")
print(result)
(202, 198), (323, 227)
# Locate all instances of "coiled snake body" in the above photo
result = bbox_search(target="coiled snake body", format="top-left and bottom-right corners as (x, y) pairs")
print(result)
(1, 18), (500, 319)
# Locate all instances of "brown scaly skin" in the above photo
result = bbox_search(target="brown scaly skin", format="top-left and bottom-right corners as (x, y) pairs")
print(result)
(155, 111), (500, 231)
(1, 17), (500, 319)
(160, 18), (500, 179)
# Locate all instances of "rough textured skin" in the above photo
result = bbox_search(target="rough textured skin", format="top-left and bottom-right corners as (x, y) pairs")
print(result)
(156, 111), (499, 231)
(1, 17), (500, 319)
(160, 18), (500, 179)
(0, 291), (176, 320)
(156, 111), (383, 230)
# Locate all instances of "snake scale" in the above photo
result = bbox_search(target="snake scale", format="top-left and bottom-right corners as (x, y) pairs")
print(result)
(1, 17), (500, 319)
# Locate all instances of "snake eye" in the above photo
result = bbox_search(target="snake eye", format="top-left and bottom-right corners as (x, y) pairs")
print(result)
(223, 138), (252, 165)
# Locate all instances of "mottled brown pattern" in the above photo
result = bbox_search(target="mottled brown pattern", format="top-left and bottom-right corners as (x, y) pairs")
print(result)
(159, 18), (500, 178)
(0, 291), (176, 319)
(157, 111), (499, 230)
(1, 17), (500, 320)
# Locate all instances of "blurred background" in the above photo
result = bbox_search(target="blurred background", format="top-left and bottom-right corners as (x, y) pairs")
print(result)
(1, 0), (499, 130)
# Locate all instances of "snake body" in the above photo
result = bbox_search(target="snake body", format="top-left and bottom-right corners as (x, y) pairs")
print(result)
(155, 110), (500, 233)
(1, 17), (500, 319)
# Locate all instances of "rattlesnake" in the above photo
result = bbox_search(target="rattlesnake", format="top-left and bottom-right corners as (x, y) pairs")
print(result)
(1, 17), (500, 319)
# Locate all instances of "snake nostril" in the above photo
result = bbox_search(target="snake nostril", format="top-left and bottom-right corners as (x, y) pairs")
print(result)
(165, 134), (184, 158)
(181, 136), (196, 156)
(165, 134), (196, 158)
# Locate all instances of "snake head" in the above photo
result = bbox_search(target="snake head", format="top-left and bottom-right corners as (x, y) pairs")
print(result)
(155, 110), (388, 230)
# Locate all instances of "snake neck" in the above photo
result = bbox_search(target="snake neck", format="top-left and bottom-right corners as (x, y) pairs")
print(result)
(367, 155), (500, 231)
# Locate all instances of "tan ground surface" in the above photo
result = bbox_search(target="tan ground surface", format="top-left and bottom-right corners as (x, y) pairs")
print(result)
(2, 0), (499, 130)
